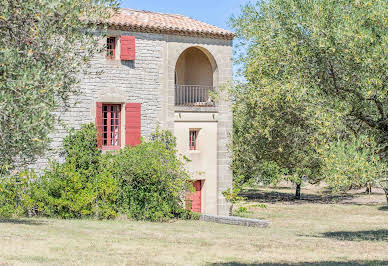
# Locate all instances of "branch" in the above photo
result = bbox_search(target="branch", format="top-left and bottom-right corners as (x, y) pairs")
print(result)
(327, 60), (365, 102)
(367, 95), (385, 120)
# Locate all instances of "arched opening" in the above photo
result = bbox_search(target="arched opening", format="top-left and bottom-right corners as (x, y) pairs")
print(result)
(175, 47), (216, 106)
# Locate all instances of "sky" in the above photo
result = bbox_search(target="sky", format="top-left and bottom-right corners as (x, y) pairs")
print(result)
(120, 0), (250, 79)
(120, 0), (250, 33)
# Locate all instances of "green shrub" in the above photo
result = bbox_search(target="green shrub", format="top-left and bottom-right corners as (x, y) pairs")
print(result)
(35, 162), (118, 219)
(0, 124), (194, 221)
(62, 123), (101, 173)
(33, 124), (118, 219)
(0, 171), (37, 218)
(150, 125), (177, 151)
(101, 140), (192, 221)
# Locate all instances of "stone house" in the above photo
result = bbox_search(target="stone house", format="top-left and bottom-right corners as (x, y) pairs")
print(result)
(37, 8), (235, 216)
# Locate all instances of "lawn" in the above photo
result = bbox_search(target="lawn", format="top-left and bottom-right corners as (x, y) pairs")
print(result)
(0, 185), (387, 265)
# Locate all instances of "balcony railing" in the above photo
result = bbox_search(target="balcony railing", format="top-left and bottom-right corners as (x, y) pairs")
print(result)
(175, 85), (215, 107)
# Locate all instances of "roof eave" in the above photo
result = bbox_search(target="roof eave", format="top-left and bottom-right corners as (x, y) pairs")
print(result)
(105, 22), (236, 40)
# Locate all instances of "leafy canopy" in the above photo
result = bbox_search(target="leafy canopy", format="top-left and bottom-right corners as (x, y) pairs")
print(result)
(0, 0), (118, 173)
(230, 0), (388, 192)
(232, 0), (388, 147)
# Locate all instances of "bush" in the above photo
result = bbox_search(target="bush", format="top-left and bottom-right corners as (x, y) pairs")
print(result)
(0, 171), (38, 218)
(62, 123), (101, 173)
(27, 123), (118, 219)
(35, 162), (118, 219)
(101, 140), (192, 221)
(0, 123), (195, 221)
(150, 125), (177, 151)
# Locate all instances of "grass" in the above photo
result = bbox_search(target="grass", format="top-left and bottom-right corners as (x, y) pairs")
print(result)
(0, 185), (387, 265)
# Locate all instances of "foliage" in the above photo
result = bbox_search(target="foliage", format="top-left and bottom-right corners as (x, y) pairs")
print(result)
(0, 125), (195, 221)
(0, 0), (118, 174)
(26, 124), (117, 219)
(230, 0), (388, 196)
(0, 171), (37, 218)
(260, 161), (287, 186)
(101, 140), (193, 222)
(321, 135), (387, 193)
(150, 125), (177, 151)
(235, 206), (248, 216)
(62, 123), (101, 173)
(229, 76), (341, 194)
(378, 179), (388, 205)
(35, 162), (118, 219)
(222, 175), (246, 204)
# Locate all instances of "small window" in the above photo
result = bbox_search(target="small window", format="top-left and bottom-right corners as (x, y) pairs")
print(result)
(102, 104), (121, 149)
(189, 130), (198, 150)
(106, 37), (116, 59)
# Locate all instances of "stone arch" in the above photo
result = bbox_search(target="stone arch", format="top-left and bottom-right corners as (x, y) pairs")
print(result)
(174, 46), (219, 87)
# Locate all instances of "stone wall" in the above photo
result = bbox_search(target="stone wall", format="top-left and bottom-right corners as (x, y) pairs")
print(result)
(31, 30), (234, 216)
(32, 31), (166, 170)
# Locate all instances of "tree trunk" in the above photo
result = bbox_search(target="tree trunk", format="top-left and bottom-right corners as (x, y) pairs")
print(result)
(366, 183), (372, 194)
(295, 183), (301, 200)
(384, 189), (388, 205)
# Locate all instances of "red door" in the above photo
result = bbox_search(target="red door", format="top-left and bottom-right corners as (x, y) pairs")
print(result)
(186, 180), (202, 213)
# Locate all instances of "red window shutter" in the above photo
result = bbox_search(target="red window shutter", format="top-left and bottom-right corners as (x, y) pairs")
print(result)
(96, 102), (103, 147)
(120, 36), (136, 61)
(125, 103), (141, 146)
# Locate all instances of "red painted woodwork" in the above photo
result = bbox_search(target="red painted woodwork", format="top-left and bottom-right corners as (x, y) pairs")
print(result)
(189, 130), (198, 150)
(96, 102), (103, 147)
(186, 180), (202, 213)
(120, 36), (136, 61)
(106, 37), (116, 59)
(125, 103), (141, 146)
(101, 104), (121, 150)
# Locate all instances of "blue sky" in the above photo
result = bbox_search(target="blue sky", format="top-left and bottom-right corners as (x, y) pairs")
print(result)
(120, 0), (250, 33)
(121, 0), (249, 79)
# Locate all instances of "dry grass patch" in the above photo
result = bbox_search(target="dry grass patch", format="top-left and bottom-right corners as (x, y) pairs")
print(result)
(0, 185), (387, 265)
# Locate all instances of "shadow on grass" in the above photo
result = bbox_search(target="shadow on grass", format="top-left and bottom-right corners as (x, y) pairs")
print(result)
(0, 218), (47, 226)
(378, 205), (388, 211)
(210, 261), (388, 266)
(322, 229), (388, 241)
(301, 229), (388, 242)
(240, 189), (354, 204)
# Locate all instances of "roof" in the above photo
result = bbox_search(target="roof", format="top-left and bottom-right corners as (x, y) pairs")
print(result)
(106, 8), (235, 40)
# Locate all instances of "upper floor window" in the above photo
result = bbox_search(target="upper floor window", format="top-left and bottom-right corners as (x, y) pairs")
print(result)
(189, 130), (198, 150)
(102, 104), (121, 149)
(106, 37), (116, 59)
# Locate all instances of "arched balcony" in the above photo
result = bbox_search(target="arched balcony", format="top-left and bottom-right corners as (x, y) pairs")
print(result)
(175, 47), (217, 107)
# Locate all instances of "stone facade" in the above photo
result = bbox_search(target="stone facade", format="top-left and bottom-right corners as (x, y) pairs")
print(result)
(33, 28), (234, 216)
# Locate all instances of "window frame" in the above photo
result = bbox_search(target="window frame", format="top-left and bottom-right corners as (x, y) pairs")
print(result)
(189, 129), (198, 151)
(106, 37), (116, 59)
(101, 104), (121, 150)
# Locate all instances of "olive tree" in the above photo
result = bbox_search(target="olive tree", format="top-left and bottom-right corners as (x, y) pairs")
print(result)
(0, 0), (118, 174)
(321, 135), (387, 197)
(230, 81), (341, 199)
(230, 0), (388, 198)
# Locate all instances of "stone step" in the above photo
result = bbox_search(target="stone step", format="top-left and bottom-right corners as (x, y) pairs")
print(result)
(200, 215), (270, 228)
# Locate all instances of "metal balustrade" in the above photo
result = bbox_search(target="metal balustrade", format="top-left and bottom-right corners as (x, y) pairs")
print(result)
(175, 85), (215, 106)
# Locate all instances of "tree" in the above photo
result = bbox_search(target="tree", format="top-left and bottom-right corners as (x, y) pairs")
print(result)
(230, 0), (388, 197)
(321, 135), (387, 195)
(230, 80), (341, 199)
(0, 0), (118, 174)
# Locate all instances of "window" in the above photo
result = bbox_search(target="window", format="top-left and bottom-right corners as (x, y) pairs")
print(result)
(189, 130), (198, 150)
(102, 104), (121, 149)
(106, 37), (116, 59)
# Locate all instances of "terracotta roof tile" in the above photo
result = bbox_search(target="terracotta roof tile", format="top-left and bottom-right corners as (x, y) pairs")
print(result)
(106, 8), (235, 40)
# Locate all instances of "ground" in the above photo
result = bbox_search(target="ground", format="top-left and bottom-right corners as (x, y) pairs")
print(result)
(0, 184), (387, 265)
